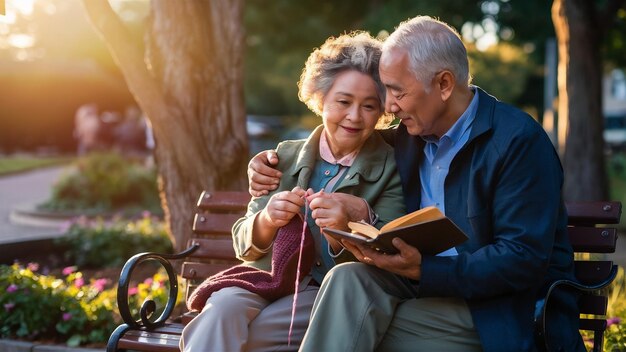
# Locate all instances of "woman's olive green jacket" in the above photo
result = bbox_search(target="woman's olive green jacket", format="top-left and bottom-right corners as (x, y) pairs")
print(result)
(232, 125), (406, 271)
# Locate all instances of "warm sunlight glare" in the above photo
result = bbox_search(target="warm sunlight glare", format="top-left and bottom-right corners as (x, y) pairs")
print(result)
(11, 0), (34, 16)
(8, 33), (34, 48)
(0, 0), (34, 24)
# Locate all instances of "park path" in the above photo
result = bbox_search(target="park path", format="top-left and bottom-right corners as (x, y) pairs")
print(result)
(0, 166), (68, 244)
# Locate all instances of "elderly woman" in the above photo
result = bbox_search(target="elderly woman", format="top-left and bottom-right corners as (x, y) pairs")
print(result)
(180, 31), (406, 352)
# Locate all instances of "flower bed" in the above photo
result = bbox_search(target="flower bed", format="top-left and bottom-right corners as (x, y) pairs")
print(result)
(0, 262), (183, 348)
(0, 214), (182, 348)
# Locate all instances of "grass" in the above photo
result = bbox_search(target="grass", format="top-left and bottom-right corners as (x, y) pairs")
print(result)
(0, 155), (73, 176)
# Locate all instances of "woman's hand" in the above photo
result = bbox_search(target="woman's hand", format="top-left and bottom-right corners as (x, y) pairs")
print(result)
(253, 187), (306, 249)
(260, 187), (306, 229)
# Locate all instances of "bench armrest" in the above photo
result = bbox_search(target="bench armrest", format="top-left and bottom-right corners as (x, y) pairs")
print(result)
(116, 244), (200, 330)
(534, 264), (618, 352)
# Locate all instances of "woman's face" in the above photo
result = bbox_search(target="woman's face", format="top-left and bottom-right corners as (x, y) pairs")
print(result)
(321, 70), (382, 159)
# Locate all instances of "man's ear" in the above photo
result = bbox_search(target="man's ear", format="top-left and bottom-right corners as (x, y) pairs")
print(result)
(436, 70), (455, 101)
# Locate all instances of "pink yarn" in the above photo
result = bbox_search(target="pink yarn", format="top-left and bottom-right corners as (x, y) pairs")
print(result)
(288, 199), (309, 346)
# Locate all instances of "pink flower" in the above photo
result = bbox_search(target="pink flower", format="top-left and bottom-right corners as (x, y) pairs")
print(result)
(92, 278), (109, 293)
(62, 313), (72, 321)
(142, 210), (151, 219)
(128, 287), (138, 296)
(62, 266), (77, 276)
(27, 263), (39, 272)
(6, 284), (18, 293)
(58, 220), (73, 233)
(607, 317), (621, 326)
(74, 277), (85, 288)
(4, 303), (15, 312)
(143, 278), (153, 285)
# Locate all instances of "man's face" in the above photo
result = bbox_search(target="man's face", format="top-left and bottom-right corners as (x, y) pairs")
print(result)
(380, 48), (445, 137)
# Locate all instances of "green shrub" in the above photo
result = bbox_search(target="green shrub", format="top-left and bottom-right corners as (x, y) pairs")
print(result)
(57, 214), (173, 268)
(41, 152), (161, 215)
(579, 266), (626, 351)
(0, 263), (184, 347)
(603, 266), (626, 351)
(0, 263), (117, 347)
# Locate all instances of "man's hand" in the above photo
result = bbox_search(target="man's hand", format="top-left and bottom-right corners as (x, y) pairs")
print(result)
(342, 238), (422, 281)
(327, 193), (370, 222)
(248, 150), (282, 197)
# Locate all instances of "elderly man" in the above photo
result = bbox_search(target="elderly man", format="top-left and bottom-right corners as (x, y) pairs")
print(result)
(249, 16), (583, 352)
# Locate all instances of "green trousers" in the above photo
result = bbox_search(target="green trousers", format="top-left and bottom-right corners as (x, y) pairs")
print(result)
(300, 262), (482, 352)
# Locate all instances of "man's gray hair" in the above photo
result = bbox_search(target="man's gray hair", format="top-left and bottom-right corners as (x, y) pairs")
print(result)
(383, 16), (471, 87)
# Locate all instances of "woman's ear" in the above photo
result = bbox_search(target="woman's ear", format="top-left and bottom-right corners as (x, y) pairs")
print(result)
(436, 70), (455, 101)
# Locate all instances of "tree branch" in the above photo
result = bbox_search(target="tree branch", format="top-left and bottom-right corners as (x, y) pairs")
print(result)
(80, 0), (166, 124)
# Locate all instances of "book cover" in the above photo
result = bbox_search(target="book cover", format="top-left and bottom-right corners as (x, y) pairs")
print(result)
(322, 207), (468, 255)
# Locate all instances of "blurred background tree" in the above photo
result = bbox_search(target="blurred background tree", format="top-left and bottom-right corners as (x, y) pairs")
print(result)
(552, 0), (626, 201)
(82, 0), (247, 251)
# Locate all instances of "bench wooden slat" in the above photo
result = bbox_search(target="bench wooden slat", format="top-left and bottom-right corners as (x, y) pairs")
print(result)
(197, 191), (250, 211)
(579, 318), (608, 332)
(568, 227), (617, 253)
(574, 261), (614, 285)
(574, 261), (615, 285)
(186, 238), (237, 260)
(182, 262), (239, 280)
(193, 213), (242, 235)
(578, 294), (608, 315)
(566, 201), (622, 225)
(118, 325), (183, 352)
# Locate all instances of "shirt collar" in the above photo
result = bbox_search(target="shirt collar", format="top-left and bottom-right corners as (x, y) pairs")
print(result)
(421, 86), (479, 146)
(319, 130), (358, 167)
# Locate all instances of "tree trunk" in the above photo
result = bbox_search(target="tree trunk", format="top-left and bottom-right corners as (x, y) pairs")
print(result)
(82, 0), (248, 251)
(552, 0), (608, 201)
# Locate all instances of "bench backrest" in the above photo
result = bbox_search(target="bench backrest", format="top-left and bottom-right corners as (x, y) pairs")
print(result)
(564, 201), (621, 350)
(182, 191), (249, 302)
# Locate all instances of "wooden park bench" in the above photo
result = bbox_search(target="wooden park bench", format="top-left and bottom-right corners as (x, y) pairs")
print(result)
(106, 191), (621, 352)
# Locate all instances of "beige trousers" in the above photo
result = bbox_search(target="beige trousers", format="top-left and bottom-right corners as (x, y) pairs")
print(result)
(300, 262), (482, 352)
(180, 284), (319, 352)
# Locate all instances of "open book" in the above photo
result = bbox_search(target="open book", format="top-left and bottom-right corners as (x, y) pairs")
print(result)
(322, 206), (468, 255)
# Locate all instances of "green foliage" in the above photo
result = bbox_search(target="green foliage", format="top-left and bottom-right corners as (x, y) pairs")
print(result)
(125, 269), (185, 324)
(0, 262), (184, 347)
(604, 267), (626, 351)
(0, 262), (117, 346)
(579, 266), (626, 351)
(243, 1), (544, 116)
(468, 42), (537, 106)
(57, 214), (173, 268)
(41, 152), (161, 215)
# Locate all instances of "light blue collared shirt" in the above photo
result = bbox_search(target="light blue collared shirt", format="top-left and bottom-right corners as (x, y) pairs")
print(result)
(419, 87), (479, 256)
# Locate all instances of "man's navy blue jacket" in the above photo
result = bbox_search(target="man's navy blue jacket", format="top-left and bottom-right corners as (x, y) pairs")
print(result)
(392, 88), (585, 351)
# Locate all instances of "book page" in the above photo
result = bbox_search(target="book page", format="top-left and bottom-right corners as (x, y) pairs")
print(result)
(347, 221), (379, 239)
(380, 206), (444, 233)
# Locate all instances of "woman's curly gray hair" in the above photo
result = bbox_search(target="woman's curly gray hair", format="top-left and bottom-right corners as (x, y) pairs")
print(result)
(298, 31), (386, 117)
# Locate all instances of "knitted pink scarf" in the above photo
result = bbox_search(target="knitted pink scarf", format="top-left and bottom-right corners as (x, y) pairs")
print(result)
(186, 215), (315, 311)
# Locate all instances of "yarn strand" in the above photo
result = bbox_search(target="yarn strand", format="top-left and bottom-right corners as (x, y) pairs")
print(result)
(287, 198), (309, 346)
